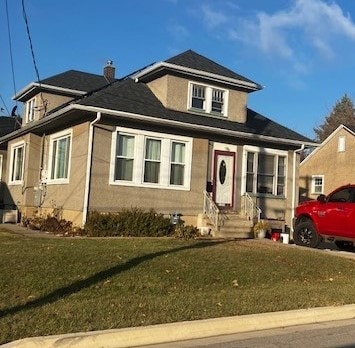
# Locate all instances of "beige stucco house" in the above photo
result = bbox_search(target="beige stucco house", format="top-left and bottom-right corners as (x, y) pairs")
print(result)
(0, 50), (315, 236)
(299, 124), (355, 201)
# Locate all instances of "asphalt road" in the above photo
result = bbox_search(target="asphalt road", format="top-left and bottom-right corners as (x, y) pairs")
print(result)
(142, 319), (355, 348)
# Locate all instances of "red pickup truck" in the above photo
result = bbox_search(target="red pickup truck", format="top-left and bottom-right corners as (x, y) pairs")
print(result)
(293, 184), (355, 248)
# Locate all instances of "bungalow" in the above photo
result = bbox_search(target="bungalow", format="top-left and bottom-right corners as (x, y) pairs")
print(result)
(299, 124), (355, 201)
(0, 50), (315, 237)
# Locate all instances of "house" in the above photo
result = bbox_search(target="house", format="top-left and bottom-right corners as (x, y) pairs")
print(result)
(299, 124), (355, 201)
(0, 50), (315, 236)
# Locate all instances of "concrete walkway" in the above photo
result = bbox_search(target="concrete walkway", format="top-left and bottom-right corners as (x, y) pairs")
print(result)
(1, 223), (355, 348)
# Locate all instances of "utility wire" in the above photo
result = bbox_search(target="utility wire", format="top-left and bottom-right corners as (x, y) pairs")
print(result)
(21, 0), (41, 84)
(4, 0), (18, 114)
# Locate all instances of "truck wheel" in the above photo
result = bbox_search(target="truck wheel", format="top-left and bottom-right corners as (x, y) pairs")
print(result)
(294, 221), (322, 248)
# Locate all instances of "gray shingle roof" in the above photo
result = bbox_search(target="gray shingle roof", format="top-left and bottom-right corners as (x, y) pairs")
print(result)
(41, 70), (116, 92)
(77, 78), (311, 143)
(0, 117), (20, 137)
(166, 50), (261, 88)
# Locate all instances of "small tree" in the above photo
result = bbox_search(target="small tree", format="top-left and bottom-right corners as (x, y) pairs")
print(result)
(314, 94), (355, 142)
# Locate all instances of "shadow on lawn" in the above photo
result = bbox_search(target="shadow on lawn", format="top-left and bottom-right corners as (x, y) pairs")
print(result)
(0, 240), (227, 318)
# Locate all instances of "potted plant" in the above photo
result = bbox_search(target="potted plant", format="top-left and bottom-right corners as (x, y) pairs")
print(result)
(253, 220), (270, 239)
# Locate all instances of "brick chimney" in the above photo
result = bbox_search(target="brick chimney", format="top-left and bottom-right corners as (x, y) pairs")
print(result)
(103, 60), (115, 80)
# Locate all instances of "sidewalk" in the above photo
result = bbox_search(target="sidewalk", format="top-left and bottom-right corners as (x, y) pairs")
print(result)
(1, 224), (355, 347)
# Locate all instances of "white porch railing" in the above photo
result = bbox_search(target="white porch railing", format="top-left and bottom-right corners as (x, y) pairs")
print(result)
(203, 191), (220, 229)
(243, 192), (261, 223)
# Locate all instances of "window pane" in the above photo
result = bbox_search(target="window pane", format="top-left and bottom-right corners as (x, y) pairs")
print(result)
(258, 154), (274, 174)
(144, 162), (160, 183)
(144, 139), (161, 183)
(212, 89), (224, 113)
(191, 84), (205, 110)
(51, 136), (70, 180)
(170, 142), (185, 185)
(170, 164), (184, 185)
(15, 146), (24, 180)
(247, 152), (254, 172)
(277, 156), (286, 196)
(257, 175), (273, 194)
(171, 142), (185, 163)
(116, 159), (134, 180)
(246, 173), (254, 192)
(117, 134), (134, 157)
(115, 134), (135, 181)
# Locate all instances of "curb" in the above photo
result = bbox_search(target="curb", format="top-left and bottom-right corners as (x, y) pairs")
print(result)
(3, 304), (355, 347)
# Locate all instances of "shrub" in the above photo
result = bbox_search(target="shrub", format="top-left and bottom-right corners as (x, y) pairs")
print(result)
(22, 215), (75, 236)
(172, 224), (200, 240)
(84, 208), (173, 237)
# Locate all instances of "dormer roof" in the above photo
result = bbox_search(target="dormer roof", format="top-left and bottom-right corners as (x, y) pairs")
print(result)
(131, 50), (262, 92)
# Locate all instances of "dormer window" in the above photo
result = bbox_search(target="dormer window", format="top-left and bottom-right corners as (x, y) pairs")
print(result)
(191, 85), (206, 110)
(189, 82), (227, 116)
(26, 98), (36, 123)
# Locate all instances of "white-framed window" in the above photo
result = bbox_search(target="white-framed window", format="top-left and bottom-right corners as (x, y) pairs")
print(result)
(26, 98), (36, 123)
(189, 82), (228, 116)
(111, 127), (192, 190)
(311, 175), (324, 194)
(9, 141), (25, 184)
(48, 130), (72, 184)
(0, 154), (3, 181)
(338, 135), (346, 152)
(243, 146), (287, 197)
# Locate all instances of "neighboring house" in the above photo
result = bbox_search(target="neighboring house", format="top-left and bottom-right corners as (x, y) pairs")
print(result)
(299, 124), (355, 201)
(0, 116), (21, 222)
(0, 50), (315, 236)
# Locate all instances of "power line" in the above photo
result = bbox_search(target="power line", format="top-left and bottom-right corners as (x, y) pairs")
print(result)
(21, 0), (41, 84)
(5, 0), (17, 97)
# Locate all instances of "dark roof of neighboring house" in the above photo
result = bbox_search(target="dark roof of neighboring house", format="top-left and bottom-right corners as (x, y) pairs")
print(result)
(166, 50), (260, 87)
(0, 117), (20, 137)
(77, 78), (311, 143)
(40, 70), (117, 92)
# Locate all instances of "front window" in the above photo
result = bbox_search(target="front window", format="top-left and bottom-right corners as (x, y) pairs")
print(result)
(48, 131), (71, 182)
(170, 142), (185, 185)
(9, 142), (25, 184)
(111, 128), (192, 190)
(115, 134), (135, 181)
(144, 138), (161, 183)
(245, 149), (286, 196)
(189, 83), (228, 116)
(312, 175), (324, 194)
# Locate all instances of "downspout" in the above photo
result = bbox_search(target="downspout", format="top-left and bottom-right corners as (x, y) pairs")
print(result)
(291, 144), (305, 234)
(82, 112), (101, 226)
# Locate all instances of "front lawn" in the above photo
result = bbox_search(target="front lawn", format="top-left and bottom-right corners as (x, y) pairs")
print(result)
(1, 228), (355, 344)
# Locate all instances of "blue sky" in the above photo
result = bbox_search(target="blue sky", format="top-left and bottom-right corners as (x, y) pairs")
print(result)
(1, 0), (355, 139)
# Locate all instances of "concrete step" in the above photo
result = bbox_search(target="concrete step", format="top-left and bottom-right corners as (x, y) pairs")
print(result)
(215, 213), (254, 239)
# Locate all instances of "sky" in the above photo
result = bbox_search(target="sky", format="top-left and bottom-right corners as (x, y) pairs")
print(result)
(1, 0), (355, 140)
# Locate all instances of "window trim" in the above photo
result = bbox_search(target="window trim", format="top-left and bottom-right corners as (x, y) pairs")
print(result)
(26, 98), (36, 124)
(311, 175), (324, 195)
(188, 82), (229, 117)
(242, 146), (288, 197)
(9, 140), (25, 185)
(47, 129), (72, 185)
(338, 135), (346, 152)
(110, 127), (192, 190)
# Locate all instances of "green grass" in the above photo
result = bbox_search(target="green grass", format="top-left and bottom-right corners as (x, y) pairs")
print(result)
(1, 228), (355, 344)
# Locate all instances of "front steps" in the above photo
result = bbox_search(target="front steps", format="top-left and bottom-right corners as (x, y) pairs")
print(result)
(197, 213), (254, 239)
(217, 213), (254, 239)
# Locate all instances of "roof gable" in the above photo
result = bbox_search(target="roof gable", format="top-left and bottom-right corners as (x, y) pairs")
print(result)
(131, 50), (262, 92)
(166, 50), (259, 86)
